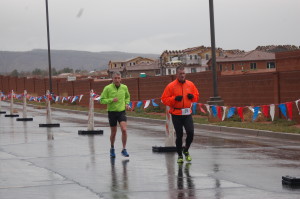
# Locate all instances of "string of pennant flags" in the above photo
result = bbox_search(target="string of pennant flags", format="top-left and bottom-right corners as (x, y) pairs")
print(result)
(1, 91), (299, 122)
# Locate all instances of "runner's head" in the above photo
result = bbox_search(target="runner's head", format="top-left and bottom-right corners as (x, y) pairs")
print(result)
(112, 72), (121, 87)
(176, 66), (186, 83)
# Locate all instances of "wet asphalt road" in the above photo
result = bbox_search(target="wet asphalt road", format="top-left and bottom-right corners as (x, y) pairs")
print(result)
(0, 102), (300, 199)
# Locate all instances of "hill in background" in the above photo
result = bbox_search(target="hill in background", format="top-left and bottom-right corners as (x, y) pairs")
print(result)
(0, 49), (159, 74)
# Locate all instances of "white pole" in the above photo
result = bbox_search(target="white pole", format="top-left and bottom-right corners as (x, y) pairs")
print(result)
(46, 90), (52, 124)
(10, 90), (14, 115)
(23, 90), (28, 118)
(165, 106), (176, 147)
(87, 90), (94, 131)
(0, 92), (2, 111)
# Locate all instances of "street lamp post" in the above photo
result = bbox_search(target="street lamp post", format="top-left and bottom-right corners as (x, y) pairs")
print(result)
(208, 0), (223, 106)
(45, 0), (53, 93)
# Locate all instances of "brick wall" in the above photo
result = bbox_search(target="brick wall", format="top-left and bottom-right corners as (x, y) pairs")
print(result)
(24, 78), (35, 95)
(276, 50), (300, 71)
(2, 76), (10, 94)
(16, 77), (26, 94)
(0, 76), (3, 92)
(1, 66), (299, 123)
(34, 79), (46, 96)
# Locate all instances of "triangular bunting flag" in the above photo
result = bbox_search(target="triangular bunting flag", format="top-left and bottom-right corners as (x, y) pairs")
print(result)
(237, 107), (244, 121)
(151, 99), (159, 107)
(211, 106), (217, 117)
(217, 106), (222, 120)
(278, 103), (288, 118)
(222, 106), (227, 121)
(296, 99), (300, 115)
(286, 102), (293, 120)
(261, 105), (269, 118)
(270, 104), (275, 121)
(227, 107), (236, 118)
(252, 106), (260, 121)
(144, 100), (151, 109)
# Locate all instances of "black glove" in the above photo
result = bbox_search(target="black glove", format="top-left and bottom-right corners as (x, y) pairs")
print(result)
(175, 95), (183, 101)
(187, 94), (194, 100)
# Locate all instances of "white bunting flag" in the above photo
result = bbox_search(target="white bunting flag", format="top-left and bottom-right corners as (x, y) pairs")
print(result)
(270, 104), (275, 121)
(295, 99), (300, 115)
(205, 104), (211, 115)
(144, 100), (150, 109)
(79, 95), (83, 102)
(222, 106), (227, 121)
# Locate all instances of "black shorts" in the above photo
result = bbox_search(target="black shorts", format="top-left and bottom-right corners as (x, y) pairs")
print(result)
(108, 111), (127, 127)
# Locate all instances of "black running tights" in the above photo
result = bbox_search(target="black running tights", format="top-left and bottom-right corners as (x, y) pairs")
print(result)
(171, 114), (194, 156)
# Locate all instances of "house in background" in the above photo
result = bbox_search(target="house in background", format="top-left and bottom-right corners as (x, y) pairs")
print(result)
(208, 50), (276, 75)
(255, 45), (299, 53)
(160, 45), (244, 75)
(107, 57), (155, 78)
(124, 60), (160, 78)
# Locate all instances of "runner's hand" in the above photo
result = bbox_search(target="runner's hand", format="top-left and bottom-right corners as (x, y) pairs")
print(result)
(175, 96), (183, 101)
(126, 104), (132, 111)
(187, 94), (194, 100)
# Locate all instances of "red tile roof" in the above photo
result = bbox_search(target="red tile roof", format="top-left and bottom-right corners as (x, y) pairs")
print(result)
(216, 50), (275, 62)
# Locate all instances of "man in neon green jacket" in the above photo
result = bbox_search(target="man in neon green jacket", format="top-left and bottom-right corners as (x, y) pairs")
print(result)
(100, 72), (131, 158)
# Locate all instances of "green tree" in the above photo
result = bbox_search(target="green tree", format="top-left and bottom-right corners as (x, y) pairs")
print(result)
(10, 69), (19, 77)
(59, 67), (74, 74)
(32, 68), (43, 76)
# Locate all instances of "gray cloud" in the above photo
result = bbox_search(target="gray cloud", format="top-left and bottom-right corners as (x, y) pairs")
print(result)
(0, 0), (299, 54)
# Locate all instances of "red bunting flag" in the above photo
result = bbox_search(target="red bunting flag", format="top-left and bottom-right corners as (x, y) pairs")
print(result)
(217, 106), (222, 120)
(261, 105), (270, 118)
(286, 102), (293, 120)
(237, 107), (244, 121)
(131, 101), (137, 110)
(198, 103), (206, 113)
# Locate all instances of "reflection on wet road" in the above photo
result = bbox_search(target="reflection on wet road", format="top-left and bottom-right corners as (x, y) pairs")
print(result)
(0, 102), (300, 199)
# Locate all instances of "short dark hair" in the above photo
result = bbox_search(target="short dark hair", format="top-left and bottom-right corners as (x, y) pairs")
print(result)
(176, 66), (185, 73)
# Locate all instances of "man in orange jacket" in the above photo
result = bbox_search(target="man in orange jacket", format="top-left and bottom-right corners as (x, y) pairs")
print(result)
(161, 66), (199, 163)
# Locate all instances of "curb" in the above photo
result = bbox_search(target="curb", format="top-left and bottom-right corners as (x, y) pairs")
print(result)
(8, 102), (300, 141)
(198, 124), (300, 141)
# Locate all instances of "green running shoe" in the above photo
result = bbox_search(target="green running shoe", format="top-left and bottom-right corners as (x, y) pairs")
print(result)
(183, 151), (192, 162)
(177, 156), (184, 163)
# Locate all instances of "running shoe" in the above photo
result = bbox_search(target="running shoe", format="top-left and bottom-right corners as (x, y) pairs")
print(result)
(177, 156), (184, 163)
(110, 148), (116, 158)
(121, 149), (129, 157)
(183, 151), (192, 162)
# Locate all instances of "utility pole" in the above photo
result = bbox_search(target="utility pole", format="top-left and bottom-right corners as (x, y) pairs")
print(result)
(45, 0), (53, 93)
(208, 0), (223, 106)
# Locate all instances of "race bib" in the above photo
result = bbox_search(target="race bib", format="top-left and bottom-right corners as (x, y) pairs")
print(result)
(181, 108), (191, 115)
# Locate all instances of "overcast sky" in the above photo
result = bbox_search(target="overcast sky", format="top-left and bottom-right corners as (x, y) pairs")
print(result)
(0, 0), (299, 54)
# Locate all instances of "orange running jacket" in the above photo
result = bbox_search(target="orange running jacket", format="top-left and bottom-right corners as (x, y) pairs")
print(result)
(161, 79), (199, 115)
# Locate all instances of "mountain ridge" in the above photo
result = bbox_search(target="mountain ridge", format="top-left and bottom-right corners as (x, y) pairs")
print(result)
(0, 49), (160, 74)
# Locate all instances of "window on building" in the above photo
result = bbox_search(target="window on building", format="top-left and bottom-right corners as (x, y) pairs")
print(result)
(194, 55), (197, 60)
(206, 54), (209, 60)
(168, 69), (171, 75)
(190, 55), (192, 60)
(219, 64), (223, 71)
(191, 68), (196, 73)
(155, 70), (160, 75)
(231, 64), (235, 70)
(267, 62), (276, 69)
(250, 63), (257, 70)
(114, 64), (117, 68)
